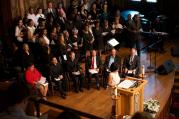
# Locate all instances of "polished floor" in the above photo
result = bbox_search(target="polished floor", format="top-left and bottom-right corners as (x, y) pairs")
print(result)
(40, 39), (179, 119)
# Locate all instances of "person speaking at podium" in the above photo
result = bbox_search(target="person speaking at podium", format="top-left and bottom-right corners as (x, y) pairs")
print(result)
(108, 63), (121, 87)
(123, 48), (140, 77)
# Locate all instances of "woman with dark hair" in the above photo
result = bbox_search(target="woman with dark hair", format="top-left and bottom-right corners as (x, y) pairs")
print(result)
(25, 63), (48, 100)
(108, 62), (120, 87)
(131, 112), (152, 119)
(15, 19), (25, 42)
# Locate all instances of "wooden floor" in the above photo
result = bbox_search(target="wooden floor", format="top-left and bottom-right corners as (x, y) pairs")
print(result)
(40, 40), (179, 119)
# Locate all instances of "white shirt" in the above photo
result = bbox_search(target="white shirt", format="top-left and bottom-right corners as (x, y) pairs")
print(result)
(36, 14), (45, 25)
(27, 26), (36, 42)
(27, 13), (37, 26)
(110, 72), (120, 86)
(92, 56), (97, 69)
(43, 35), (50, 45)
(15, 26), (24, 42)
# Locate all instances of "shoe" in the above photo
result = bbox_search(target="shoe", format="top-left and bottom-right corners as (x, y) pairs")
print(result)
(79, 88), (84, 92)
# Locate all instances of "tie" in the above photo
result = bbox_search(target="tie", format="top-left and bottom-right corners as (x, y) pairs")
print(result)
(129, 56), (133, 65)
(91, 57), (94, 69)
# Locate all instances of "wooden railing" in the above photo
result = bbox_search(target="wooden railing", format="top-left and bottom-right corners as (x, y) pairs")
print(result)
(29, 97), (103, 119)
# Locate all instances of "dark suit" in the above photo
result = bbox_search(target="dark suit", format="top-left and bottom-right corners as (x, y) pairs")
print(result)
(44, 8), (57, 20)
(49, 63), (66, 96)
(123, 55), (140, 76)
(103, 55), (121, 88)
(67, 58), (84, 92)
(86, 56), (102, 89)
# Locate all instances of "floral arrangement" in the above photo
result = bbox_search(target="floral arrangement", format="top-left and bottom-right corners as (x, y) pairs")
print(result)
(144, 98), (160, 113)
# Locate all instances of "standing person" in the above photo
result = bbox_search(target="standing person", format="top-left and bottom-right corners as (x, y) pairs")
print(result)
(15, 19), (25, 42)
(127, 14), (143, 56)
(22, 43), (34, 70)
(27, 19), (36, 43)
(108, 63), (120, 87)
(44, 2), (57, 22)
(27, 7), (37, 26)
(81, 23), (94, 56)
(93, 20), (104, 56)
(35, 8), (45, 26)
(38, 28), (50, 46)
(50, 57), (67, 99)
(67, 51), (84, 93)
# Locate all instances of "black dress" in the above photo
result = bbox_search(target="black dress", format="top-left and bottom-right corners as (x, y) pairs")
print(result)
(82, 31), (94, 53)
(93, 27), (104, 50)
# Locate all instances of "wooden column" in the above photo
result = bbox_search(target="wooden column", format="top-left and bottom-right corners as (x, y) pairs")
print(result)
(43, 0), (47, 9)
(18, 0), (25, 17)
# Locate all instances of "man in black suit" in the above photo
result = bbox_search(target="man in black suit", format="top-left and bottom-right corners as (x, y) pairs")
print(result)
(44, 2), (57, 21)
(103, 48), (121, 88)
(49, 57), (66, 99)
(67, 51), (84, 93)
(86, 50), (101, 90)
(123, 48), (140, 77)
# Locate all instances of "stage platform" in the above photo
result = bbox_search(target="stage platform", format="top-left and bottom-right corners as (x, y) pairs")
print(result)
(40, 40), (179, 119)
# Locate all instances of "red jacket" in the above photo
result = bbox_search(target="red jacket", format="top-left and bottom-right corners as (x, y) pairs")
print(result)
(25, 68), (42, 86)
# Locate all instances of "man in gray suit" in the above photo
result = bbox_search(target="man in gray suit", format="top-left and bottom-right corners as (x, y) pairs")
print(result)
(123, 48), (140, 77)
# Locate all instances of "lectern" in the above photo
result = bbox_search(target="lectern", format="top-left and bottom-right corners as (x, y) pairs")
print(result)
(117, 78), (147, 117)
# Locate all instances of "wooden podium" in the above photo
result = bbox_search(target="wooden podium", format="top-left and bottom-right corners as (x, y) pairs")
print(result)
(116, 77), (148, 117)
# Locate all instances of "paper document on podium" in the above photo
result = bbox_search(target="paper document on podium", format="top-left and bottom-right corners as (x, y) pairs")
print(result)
(118, 79), (136, 89)
(107, 38), (119, 47)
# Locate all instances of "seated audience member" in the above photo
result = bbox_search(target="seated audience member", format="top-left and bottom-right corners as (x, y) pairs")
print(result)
(56, 110), (80, 119)
(15, 19), (25, 42)
(25, 63), (48, 100)
(123, 48), (140, 77)
(103, 48), (121, 88)
(67, 51), (84, 93)
(86, 50), (101, 90)
(131, 112), (152, 119)
(108, 63), (121, 87)
(22, 43), (34, 69)
(49, 57), (66, 99)
(0, 82), (38, 119)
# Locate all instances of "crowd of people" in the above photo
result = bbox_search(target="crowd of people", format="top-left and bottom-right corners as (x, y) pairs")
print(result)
(8, 0), (143, 100)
